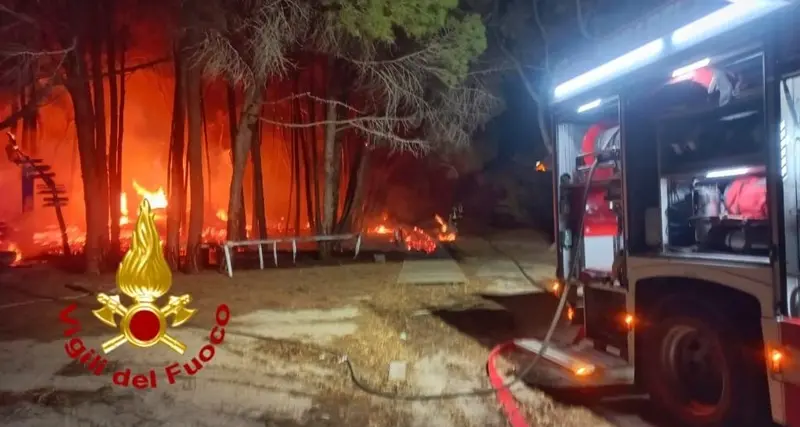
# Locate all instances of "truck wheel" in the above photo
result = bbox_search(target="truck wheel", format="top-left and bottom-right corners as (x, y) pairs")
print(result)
(642, 300), (766, 427)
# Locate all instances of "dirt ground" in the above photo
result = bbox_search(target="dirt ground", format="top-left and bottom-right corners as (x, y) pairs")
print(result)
(0, 231), (614, 427)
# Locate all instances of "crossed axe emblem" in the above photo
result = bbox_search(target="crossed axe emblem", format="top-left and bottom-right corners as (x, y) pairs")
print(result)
(93, 293), (196, 354)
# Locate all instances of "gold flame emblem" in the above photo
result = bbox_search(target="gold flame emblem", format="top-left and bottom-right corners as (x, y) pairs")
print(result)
(92, 199), (196, 354)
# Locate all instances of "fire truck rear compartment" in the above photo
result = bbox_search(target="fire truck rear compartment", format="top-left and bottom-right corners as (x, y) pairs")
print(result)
(556, 52), (771, 277)
(537, 52), (772, 388)
(655, 59), (769, 262)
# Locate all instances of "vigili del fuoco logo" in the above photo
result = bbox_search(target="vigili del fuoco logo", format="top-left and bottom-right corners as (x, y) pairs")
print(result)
(58, 199), (231, 389)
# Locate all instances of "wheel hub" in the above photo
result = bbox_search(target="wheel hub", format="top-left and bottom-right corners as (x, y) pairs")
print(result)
(662, 324), (728, 416)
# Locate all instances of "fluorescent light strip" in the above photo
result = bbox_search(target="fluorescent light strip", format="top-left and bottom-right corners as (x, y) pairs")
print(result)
(671, 1), (785, 49)
(554, 39), (665, 101)
(671, 58), (711, 78)
(705, 167), (751, 179)
(577, 99), (602, 113)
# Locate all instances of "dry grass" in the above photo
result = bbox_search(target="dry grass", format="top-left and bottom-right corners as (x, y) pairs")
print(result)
(0, 240), (617, 426)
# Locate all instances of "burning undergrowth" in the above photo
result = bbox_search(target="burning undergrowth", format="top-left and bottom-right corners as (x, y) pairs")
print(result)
(0, 0), (492, 271)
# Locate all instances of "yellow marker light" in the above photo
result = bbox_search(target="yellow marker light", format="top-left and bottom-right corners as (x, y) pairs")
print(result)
(573, 364), (595, 376)
(770, 348), (784, 373)
(624, 313), (635, 329)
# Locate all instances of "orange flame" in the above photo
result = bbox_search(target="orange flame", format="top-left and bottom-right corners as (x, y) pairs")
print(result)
(132, 181), (167, 210)
(373, 224), (391, 235)
(216, 209), (228, 221)
(6, 242), (22, 265)
(434, 214), (456, 242)
(364, 216), (437, 253)
(120, 192), (129, 225)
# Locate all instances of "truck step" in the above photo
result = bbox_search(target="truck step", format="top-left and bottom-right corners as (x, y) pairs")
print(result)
(514, 338), (633, 388)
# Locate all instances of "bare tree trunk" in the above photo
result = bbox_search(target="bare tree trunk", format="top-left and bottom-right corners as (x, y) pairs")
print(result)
(226, 85), (263, 241)
(166, 43), (186, 269)
(185, 44), (204, 274)
(200, 84), (212, 214)
(290, 130), (300, 235)
(338, 140), (370, 233)
(352, 147), (371, 231)
(17, 86), (27, 151)
(300, 117), (315, 233)
(115, 29), (127, 239)
(65, 48), (102, 274)
(288, 74), (301, 233)
(21, 80), (38, 157)
(226, 82), (247, 239)
(89, 0), (109, 261)
(306, 66), (322, 234)
(292, 128), (302, 234)
(331, 129), (342, 228)
(321, 95), (338, 257)
(106, 4), (121, 258)
(250, 90), (267, 239)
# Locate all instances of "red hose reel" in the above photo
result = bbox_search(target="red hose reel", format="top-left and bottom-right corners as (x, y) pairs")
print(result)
(580, 123), (618, 237)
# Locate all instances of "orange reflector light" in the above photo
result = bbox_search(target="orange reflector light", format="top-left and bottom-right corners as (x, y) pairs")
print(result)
(551, 281), (560, 294)
(567, 306), (575, 322)
(573, 365), (595, 376)
(624, 314), (634, 329)
(770, 349), (784, 373)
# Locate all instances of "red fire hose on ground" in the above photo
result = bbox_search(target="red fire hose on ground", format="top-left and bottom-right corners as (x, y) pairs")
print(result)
(487, 341), (531, 427)
(480, 125), (613, 426)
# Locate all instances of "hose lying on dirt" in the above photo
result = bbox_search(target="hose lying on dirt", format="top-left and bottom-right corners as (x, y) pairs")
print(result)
(227, 158), (605, 421)
(479, 141), (609, 424)
(1, 153), (604, 425)
(487, 342), (531, 427)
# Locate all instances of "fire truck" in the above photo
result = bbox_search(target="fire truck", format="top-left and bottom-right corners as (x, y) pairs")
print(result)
(517, 1), (800, 426)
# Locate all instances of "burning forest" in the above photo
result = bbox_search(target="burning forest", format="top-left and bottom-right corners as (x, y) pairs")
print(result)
(0, 0), (504, 274)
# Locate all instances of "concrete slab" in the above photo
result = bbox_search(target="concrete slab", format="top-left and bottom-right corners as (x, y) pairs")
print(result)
(230, 306), (361, 344)
(397, 259), (467, 286)
(483, 278), (544, 296)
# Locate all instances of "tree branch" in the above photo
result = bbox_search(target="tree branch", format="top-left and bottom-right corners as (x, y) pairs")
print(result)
(576, 0), (593, 40)
(0, 37), (74, 132)
(497, 34), (552, 156)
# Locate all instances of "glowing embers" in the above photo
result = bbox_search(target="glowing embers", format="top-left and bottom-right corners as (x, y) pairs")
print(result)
(364, 213), (452, 254)
(434, 214), (457, 242)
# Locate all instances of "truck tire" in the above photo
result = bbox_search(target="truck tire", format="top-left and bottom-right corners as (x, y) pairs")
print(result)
(641, 298), (767, 427)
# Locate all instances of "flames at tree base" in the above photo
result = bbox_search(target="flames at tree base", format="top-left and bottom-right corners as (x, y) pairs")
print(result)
(3, 209), (453, 267)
